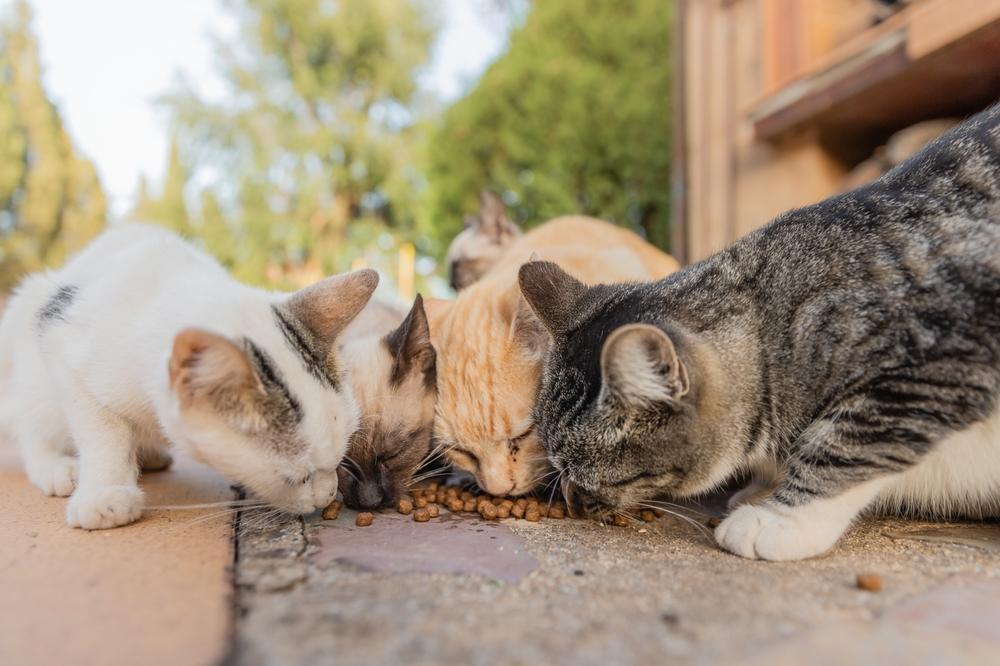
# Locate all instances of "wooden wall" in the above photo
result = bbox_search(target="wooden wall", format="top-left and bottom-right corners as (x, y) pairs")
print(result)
(675, 0), (1000, 264)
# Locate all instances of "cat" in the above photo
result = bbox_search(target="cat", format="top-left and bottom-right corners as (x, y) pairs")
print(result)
(446, 190), (522, 290)
(338, 295), (437, 509)
(0, 224), (376, 529)
(519, 103), (1000, 561)
(428, 215), (680, 496)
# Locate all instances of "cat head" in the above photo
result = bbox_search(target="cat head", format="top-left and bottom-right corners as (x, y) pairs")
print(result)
(429, 274), (553, 497)
(519, 261), (737, 518)
(445, 190), (522, 291)
(166, 269), (378, 514)
(337, 295), (437, 510)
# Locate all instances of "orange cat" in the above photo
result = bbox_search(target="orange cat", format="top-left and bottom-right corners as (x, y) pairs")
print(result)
(427, 216), (680, 496)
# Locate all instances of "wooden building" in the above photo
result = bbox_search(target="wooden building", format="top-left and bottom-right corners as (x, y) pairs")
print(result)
(673, 0), (1000, 263)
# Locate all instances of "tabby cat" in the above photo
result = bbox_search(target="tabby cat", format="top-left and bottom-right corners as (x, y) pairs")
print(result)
(429, 216), (680, 496)
(521, 104), (1000, 561)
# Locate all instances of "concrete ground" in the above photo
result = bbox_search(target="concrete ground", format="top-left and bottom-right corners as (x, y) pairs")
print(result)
(2, 432), (999, 666)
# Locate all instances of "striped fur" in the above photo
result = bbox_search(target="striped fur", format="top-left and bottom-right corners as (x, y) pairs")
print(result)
(522, 103), (1000, 560)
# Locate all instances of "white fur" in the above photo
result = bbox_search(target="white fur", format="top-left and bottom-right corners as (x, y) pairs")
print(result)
(0, 225), (362, 529)
(719, 405), (1000, 560)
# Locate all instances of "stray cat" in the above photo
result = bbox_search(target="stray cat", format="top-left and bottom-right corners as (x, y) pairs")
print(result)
(429, 216), (680, 496)
(338, 295), (437, 509)
(520, 104), (1000, 561)
(0, 225), (376, 529)
(446, 190), (522, 290)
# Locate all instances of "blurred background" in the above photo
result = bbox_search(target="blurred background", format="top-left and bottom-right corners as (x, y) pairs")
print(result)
(0, 0), (672, 300)
(0, 0), (998, 302)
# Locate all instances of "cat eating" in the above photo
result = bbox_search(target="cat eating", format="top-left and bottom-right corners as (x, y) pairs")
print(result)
(429, 215), (680, 496)
(338, 295), (437, 510)
(520, 104), (1000, 560)
(0, 225), (376, 529)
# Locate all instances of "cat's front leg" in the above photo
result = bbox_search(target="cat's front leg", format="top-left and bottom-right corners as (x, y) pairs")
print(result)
(64, 399), (144, 530)
(715, 476), (892, 560)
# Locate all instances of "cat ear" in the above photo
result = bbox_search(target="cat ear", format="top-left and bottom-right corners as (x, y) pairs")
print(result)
(600, 324), (689, 406)
(169, 328), (259, 408)
(517, 260), (587, 335)
(385, 294), (436, 386)
(478, 190), (521, 241)
(287, 268), (379, 347)
(507, 289), (550, 358)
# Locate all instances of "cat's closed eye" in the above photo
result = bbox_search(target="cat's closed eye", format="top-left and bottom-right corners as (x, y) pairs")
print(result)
(451, 447), (480, 470)
(283, 472), (313, 486)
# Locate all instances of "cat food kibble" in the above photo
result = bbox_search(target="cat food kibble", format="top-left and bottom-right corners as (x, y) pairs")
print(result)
(322, 500), (343, 521)
(414, 496), (429, 508)
(463, 498), (477, 512)
(355, 511), (374, 527)
(427, 504), (440, 518)
(612, 514), (630, 527)
(480, 502), (499, 520)
(548, 504), (565, 519)
(639, 510), (657, 523)
(447, 498), (464, 512)
(856, 574), (882, 592)
(511, 504), (525, 519)
(496, 504), (510, 519)
(525, 507), (541, 522)
(413, 508), (430, 522)
(397, 498), (413, 515)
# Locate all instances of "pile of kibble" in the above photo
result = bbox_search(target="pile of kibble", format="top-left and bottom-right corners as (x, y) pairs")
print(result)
(322, 481), (663, 528)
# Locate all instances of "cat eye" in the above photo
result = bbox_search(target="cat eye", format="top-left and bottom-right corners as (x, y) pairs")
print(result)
(451, 447), (480, 470)
(510, 426), (534, 443)
(283, 472), (313, 486)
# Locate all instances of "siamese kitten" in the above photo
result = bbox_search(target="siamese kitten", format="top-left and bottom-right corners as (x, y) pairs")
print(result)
(0, 225), (376, 529)
(338, 296), (437, 510)
(521, 104), (1000, 561)
(428, 215), (680, 496)
(446, 190), (522, 291)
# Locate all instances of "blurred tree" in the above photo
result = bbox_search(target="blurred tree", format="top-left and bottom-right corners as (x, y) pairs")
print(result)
(422, 0), (673, 250)
(132, 137), (192, 237)
(0, 0), (106, 290)
(158, 0), (436, 287)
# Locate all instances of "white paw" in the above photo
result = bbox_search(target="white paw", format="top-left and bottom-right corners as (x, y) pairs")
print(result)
(67, 485), (145, 530)
(139, 448), (174, 473)
(27, 456), (79, 497)
(715, 502), (844, 561)
(310, 470), (338, 510)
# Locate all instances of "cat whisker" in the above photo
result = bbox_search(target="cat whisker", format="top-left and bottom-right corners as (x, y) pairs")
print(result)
(147, 498), (268, 511)
(636, 502), (712, 538)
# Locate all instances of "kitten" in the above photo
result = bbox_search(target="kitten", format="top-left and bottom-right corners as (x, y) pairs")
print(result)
(338, 296), (437, 509)
(0, 225), (376, 529)
(520, 104), (1000, 561)
(446, 190), (522, 291)
(429, 215), (680, 496)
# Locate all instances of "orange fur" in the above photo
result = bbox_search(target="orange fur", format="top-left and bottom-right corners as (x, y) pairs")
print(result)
(429, 216), (680, 495)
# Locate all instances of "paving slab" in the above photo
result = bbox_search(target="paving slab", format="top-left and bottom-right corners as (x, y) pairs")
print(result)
(0, 438), (236, 666)
(228, 506), (1000, 666)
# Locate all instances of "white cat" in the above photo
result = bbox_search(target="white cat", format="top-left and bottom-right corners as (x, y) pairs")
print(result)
(0, 224), (377, 529)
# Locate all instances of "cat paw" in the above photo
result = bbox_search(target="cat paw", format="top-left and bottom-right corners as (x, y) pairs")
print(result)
(67, 485), (144, 530)
(310, 469), (338, 510)
(27, 456), (79, 497)
(139, 448), (174, 473)
(715, 502), (843, 561)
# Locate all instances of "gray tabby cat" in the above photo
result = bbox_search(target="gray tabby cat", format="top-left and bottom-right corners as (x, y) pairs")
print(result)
(519, 104), (1000, 561)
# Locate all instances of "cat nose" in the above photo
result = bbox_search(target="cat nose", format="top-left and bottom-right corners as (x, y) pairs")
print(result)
(356, 481), (384, 510)
(563, 482), (601, 518)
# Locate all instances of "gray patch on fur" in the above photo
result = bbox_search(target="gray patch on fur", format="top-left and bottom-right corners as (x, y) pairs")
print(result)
(36, 285), (78, 328)
(272, 305), (340, 390)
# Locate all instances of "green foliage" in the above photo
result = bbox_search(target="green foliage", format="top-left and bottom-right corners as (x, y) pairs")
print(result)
(422, 0), (673, 250)
(153, 0), (437, 288)
(0, 0), (106, 290)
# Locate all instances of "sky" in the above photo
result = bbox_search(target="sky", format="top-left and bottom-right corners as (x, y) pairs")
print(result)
(17, 0), (513, 217)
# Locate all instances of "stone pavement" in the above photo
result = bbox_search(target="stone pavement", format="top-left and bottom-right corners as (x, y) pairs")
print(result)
(229, 504), (1000, 666)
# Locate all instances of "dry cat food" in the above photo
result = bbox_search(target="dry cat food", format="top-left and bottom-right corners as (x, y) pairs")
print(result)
(397, 498), (413, 515)
(356, 511), (374, 527)
(413, 507), (430, 522)
(856, 573), (882, 592)
(322, 500), (343, 521)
